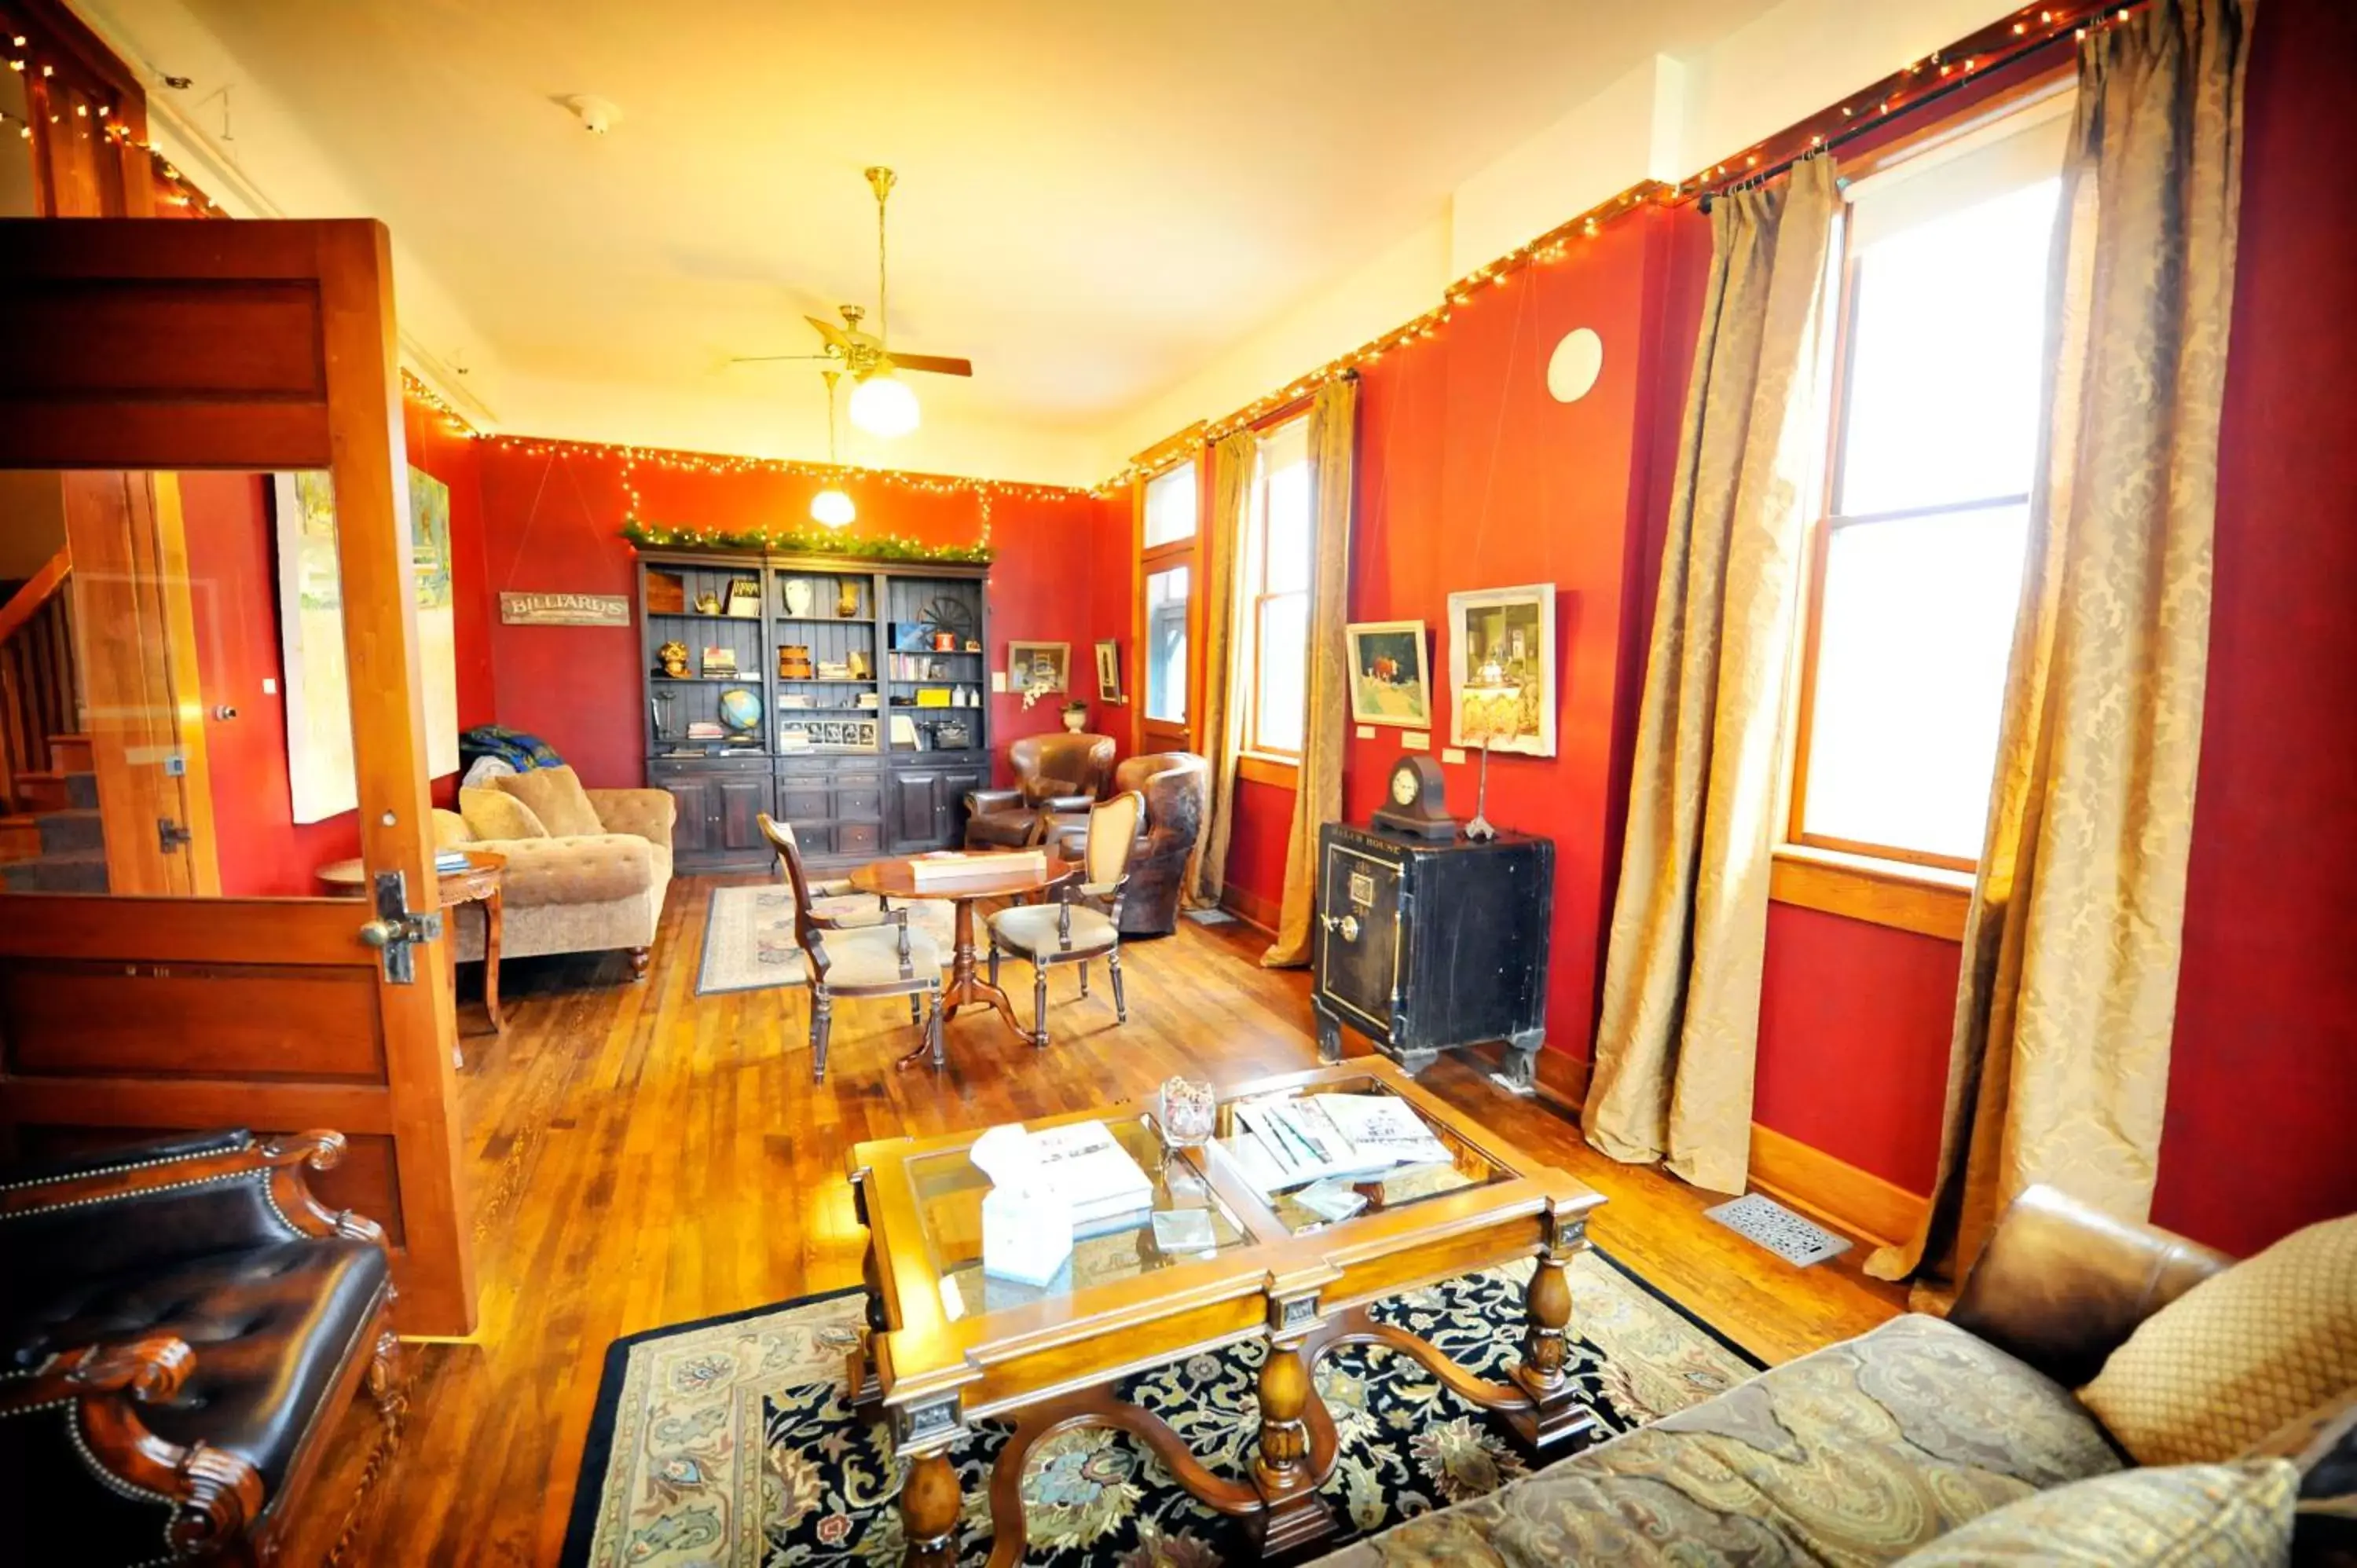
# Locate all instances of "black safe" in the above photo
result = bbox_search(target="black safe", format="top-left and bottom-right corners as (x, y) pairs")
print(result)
(1310, 822), (1554, 1090)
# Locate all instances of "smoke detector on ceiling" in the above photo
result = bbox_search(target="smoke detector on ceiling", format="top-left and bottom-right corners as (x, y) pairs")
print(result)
(564, 95), (621, 135)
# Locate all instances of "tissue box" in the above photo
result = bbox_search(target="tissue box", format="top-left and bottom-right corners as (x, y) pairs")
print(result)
(982, 1185), (1074, 1286)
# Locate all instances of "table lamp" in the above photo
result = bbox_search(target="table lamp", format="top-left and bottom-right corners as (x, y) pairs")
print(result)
(1461, 655), (1524, 841)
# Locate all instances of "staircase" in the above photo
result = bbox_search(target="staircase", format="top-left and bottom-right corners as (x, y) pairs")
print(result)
(0, 732), (105, 892)
(0, 550), (103, 892)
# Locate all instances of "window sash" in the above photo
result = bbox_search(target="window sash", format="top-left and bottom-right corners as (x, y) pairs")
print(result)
(1241, 415), (1314, 760)
(1785, 108), (2061, 874)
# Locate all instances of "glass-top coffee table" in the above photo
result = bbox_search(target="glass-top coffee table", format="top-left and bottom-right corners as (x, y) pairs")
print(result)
(845, 1057), (1607, 1566)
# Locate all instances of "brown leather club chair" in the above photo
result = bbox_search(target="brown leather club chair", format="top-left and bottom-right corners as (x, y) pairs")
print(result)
(0, 1129), (404, 1567)
(963, 732), (1116, 850)
(1043, 751), (1209, 937)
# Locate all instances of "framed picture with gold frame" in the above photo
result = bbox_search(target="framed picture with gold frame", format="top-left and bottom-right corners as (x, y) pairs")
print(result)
(1446, 584), (1556, 758)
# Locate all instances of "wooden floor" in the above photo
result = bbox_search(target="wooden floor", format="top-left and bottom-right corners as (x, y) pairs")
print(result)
(305, 874), (1906, 1565)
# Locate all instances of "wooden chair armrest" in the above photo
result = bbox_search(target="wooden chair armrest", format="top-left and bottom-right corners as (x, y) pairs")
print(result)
(0, 1336), (266, 1552)
(1948, 1183), (2232, 1387)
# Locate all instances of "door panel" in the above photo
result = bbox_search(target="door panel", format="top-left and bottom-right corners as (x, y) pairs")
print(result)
(716, 775), (769, 852)
(889, 770), (939, 852)
(0, 218), (475, 1335)
(1318, 842), (1402, 1036)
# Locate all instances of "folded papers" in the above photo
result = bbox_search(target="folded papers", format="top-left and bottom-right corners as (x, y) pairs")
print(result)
(1211, 1093), (1453, 1198)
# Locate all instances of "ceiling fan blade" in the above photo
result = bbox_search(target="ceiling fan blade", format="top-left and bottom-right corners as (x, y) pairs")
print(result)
(804, 315), (856, 352)
(729, 353), (836, 364)
(887, 352), (974, 378)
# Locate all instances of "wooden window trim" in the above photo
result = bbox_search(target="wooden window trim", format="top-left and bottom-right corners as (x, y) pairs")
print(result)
(1236, 753), (1299, 789)
(1242, 413), (1312, 761)
(1769, 844), (1970, 942)
(1783, 81), (2068, 885)
(1133, 456), (1204, 749)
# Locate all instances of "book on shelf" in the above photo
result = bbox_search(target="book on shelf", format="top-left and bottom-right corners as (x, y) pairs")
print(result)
(698, 645), (737, 676)
(1210, 1093), (1453, 1197)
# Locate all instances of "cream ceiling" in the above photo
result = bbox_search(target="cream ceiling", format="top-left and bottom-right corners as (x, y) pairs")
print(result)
(97, 0), (1783, 478)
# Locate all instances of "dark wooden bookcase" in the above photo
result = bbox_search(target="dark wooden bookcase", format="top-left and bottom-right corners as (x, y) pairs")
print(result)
(636, 549), (992, 872)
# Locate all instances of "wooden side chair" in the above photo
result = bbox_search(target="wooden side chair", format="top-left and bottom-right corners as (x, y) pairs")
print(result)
(757, 814), (945, 1079)
(986, 789), (1144, 1048)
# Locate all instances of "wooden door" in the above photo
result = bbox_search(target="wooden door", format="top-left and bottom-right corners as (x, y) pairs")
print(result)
(940, 767), (984, 849)
(889, 769), (940, 852)
(0, 218), (475, 1335)
(715, 775), (769, 855)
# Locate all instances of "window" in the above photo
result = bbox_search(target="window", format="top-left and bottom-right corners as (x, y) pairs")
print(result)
(1790, 97), (2069, 870)
(1142, 460), (1197, 549)
(1138, 462), (1197, 730)
(1143, 564), (1189, 725)
(1244, 415), (1314, 758)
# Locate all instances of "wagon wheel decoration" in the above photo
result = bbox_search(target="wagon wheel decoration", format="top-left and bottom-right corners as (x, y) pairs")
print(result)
(918, 595), (975, 638)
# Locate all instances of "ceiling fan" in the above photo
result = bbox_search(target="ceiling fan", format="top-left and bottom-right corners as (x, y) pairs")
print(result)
(732, 167), (972, 439)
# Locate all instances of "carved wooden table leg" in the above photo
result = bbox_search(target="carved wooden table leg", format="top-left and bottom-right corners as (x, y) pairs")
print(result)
(1249, 1339), (1337, 1555)
(1501, 1243), (1587, 1447)
(851, 1240), (888, 1420)
(900, 1449), (961, 1568)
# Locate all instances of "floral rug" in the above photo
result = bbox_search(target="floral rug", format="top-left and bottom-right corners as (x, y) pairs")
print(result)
(561, 1250), (1761, 1566)
(696, 884), (958, 995)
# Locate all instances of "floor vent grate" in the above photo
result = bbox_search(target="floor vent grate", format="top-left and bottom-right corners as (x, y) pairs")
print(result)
(1704, 1192), (1853, 1268)
(1182, 907), (1237, 926)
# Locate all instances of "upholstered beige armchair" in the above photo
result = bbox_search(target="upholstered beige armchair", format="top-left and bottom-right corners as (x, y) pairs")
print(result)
(433, 784), (676, 977)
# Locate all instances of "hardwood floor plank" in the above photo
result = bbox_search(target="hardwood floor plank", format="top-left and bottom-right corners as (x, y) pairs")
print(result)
(290, 872), (1904, 1565)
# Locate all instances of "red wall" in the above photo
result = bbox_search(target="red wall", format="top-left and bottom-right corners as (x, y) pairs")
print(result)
(2149, 0), (2357, 1255)
(1173, 0), (2357, 1255)
(471, 443), (1106, 790)
(182, 396), (494, 896)
(1213, 207), (1704, 1061)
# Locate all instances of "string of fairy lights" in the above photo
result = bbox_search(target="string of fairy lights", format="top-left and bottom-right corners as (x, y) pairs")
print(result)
(2, 26), (227, 215)
(49, 0), (2138, 551)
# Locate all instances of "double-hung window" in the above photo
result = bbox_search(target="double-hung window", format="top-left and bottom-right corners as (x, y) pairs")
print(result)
(1242, 415), (1314, 760)
(1789, 94), (2070, 871)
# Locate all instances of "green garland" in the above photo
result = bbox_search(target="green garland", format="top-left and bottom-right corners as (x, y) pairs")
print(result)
(619, 518), (995, 564)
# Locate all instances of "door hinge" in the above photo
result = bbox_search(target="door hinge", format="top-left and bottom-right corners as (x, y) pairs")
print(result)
(357, 869), (445, 984)
(156, 817), (193, 854)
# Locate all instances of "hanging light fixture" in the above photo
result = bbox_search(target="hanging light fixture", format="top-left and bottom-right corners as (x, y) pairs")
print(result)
(849, 367), (919, 438)
(848, 167), (920, 438)
(812, 369), (856, 527)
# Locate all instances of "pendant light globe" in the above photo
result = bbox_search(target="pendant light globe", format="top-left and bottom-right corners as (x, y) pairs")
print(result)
(849, 368), (919, 438)
(811, 486), (856, 528)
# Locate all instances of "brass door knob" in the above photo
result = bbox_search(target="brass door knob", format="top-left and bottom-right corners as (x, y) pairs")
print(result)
(357, 918), (401, 949)
(1319, 913), (1361, 942)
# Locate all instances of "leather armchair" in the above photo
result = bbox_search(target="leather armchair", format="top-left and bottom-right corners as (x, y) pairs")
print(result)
(964, 732), (1116, 850)
(0, 1129), (403, 1566)
(1946, 1182), (2231, 1387)
(1044, 751), (1209, 936)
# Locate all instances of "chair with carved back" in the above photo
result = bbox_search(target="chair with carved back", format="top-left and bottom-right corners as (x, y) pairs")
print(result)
(757, 814), (946, 1079)
(0, 1129), (403, 1566)
(985, 789), (1144, 1047)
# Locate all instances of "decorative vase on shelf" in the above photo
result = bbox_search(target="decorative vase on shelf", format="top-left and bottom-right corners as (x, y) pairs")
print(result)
(1060, 702), (1088, 734)
(782, 579), (812, 617)
(837, 580), (861, 618)
(650, 689), (681, 744)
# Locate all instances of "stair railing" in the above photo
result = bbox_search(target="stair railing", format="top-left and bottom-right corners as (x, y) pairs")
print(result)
(0, 548), (77, 815)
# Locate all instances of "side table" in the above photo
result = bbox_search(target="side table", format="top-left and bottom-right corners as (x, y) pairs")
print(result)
(317, 850), (506, 1059)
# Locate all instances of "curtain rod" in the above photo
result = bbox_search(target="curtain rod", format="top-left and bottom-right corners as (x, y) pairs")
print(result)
(1695, 2), (2132, 210)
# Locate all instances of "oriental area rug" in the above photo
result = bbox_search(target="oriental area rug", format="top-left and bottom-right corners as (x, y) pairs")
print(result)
(561, 1250), (1761, 1567)
(697, 884), (958, 995)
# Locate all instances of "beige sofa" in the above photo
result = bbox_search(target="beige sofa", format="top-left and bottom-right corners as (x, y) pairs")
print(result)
(1322, 1186), (2352, 1566)
(431, 787), (675, 976)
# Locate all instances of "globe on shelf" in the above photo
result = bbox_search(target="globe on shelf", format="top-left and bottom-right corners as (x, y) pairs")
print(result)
(718, 687), (764, 732)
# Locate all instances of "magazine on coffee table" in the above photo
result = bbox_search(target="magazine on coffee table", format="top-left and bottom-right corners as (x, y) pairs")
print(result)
(1211, 1094), (1455, 1196)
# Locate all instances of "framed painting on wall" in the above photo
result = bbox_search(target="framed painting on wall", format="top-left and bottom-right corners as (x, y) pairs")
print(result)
(273, 467), (460, 823)
(1094, 639), (1124, 704)
(1344, 620), (1431, 730)
(1446, 584), (1557, 758)
(1007, 641), (1070, 697)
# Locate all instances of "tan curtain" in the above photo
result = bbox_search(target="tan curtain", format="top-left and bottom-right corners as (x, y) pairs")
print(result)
(1188, 431), (1256, 908)
(1582, 158), (1842, 1194)
(1869, 0), (2254, 1285)
(1265, 377), (1358, 967)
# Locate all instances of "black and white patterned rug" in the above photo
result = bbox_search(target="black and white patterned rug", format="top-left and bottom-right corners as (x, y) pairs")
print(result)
(563, 1250), (1761, 1566)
